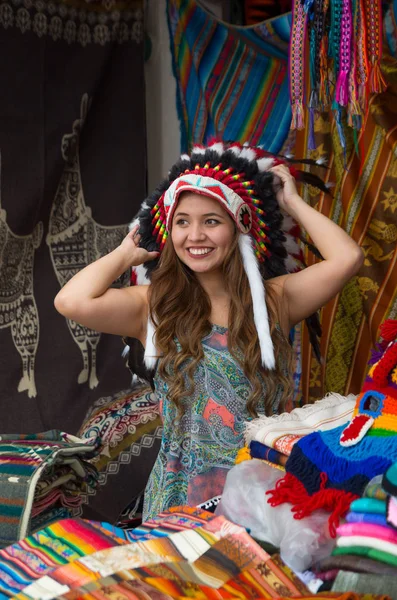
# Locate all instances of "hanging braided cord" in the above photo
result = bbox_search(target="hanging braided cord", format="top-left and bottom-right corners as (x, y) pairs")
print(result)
(335, 0), (353, 107)
(364, 0), (387, 93)
(290, 0), (310, 129)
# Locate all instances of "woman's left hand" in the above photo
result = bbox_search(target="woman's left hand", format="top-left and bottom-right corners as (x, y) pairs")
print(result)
(270, 164), (300, 214)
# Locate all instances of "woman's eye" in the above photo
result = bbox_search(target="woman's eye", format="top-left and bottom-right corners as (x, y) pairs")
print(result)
(206, 219), (220, 225)
(175, 219), (188, 225)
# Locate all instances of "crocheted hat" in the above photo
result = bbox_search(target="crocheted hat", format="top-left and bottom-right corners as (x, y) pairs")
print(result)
(130, 140), (327, 371)
(267, 319), (397, 537)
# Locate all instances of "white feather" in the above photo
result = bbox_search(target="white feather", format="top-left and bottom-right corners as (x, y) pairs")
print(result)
(129, 217), (139, 231)
(209, 142), (224, 155)
(192, 146), (205, 155)
(134, 264), (151, 285)
(285, 255), (299, 273)
(316, 155), (328, 165)
(240, 147), (257, 162)
(238, 234), (275, 369)
(283, 233), (300, 254)
(181, 153), (190, 161)
(144, 316), (158, 370)
(256, 157), (274, 172)
(229, 145), (242, 156)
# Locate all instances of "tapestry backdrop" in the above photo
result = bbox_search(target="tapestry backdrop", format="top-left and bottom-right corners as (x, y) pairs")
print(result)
(0, 0), (146, 434)
(294, 4), (397, 403)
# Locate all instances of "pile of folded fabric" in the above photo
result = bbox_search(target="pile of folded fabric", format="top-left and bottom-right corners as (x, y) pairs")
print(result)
(243, 392), (357, 471)
(0, 431), (99, 549)
(0, 505), (391, 600)
(309, 464), (397, 598)
(326, 463), (397, 571)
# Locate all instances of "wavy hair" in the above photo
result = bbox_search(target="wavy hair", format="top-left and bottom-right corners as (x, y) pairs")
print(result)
(149, 233), (293, 417)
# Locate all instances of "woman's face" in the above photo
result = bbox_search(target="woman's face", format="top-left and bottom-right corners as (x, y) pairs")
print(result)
(170, 192), (235, 275)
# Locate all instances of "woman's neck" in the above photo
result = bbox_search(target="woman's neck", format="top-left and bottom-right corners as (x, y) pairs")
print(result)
(195, 270), (229, 299)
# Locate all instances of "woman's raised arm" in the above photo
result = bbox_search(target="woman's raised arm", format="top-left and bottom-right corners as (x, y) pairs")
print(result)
(54, 226), (159, 342)
(270, 165), (364, 329)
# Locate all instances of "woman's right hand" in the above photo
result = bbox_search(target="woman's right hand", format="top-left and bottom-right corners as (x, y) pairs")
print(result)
(119, 225), (160, 267)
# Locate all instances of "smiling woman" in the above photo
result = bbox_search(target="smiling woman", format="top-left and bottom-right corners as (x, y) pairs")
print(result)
(54, 140), (363, 520)
(171, 193), (235, 275)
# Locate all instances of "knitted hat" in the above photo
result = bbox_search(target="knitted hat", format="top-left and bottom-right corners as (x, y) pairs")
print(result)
(129, 140), (327, 371)
(267, 319), (397, 537)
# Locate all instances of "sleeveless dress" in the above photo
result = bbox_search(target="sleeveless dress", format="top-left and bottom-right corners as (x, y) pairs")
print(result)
(142, 324), (284, 521)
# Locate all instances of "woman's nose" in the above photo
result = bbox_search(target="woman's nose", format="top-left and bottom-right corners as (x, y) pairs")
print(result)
(188, 223), (206, 241)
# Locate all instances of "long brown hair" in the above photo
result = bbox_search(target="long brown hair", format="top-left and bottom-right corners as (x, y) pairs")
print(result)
(149, 235), (293, 417)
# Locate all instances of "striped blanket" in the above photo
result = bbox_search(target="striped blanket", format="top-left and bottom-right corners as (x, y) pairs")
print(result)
(167, 0), (292, 152)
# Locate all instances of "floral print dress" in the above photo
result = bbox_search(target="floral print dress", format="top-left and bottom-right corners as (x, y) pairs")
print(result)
(143, 324), (283, 521)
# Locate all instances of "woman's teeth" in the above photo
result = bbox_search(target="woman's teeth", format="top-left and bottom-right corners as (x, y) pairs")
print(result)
(188, 248), (213, 256)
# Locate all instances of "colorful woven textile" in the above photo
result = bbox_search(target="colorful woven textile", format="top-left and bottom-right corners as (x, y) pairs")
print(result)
(0, 507), (224, 598)
(250, 440), (289, 467)
(77, 384), (162, 523)
(293, 49), (397, 406)
(167, 0), (292, 153)
(0, 518), (129, 599)
(14, 516), (310, 599)
(245, 392), (356, 448)
(0, 432), (99, 548)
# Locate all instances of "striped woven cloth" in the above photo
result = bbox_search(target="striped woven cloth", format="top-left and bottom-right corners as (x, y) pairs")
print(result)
(0, 432), (99, 549)
(0, 518), (129, 599)
(291, 4), (397, 404)
(167, 0), (292, 153)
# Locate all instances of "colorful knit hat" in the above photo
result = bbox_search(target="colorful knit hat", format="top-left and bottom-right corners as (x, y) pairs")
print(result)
(130, 141), (327, 371)
(267, 319), (397, 537)
(383, 463), (397, 531)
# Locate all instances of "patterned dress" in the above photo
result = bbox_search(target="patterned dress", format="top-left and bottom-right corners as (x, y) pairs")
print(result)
(143, 324), (284, 521)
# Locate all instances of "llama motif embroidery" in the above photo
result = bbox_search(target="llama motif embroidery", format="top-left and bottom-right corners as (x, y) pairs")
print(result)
(47, 94), (129, 389)
(0, 155), (43, 398)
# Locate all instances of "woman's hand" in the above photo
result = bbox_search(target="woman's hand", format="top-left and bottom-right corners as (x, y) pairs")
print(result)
(270, 164), (301, 214)
(119, 225), (159, 267)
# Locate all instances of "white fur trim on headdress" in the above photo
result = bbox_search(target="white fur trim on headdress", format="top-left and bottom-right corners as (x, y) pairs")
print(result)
(256, 157), (275, 172)
(144, 316), (158, 370)
(208, 142), (224, 155)
(238, 234), (275, 370)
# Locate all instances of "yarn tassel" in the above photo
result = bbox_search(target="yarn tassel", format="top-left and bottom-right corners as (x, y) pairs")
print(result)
(267, 472), (358, 537)
(336, 71), (349, 106)
(291, 100), (305, 130)
(369, 60), (387, 94)
(379, 319), (397, 343)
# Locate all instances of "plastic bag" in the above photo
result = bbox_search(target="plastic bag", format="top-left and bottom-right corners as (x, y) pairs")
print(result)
(216, 459), (335, 572)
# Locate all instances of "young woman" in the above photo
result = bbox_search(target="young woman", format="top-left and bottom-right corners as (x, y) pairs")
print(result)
(55, 142), (363, 519)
